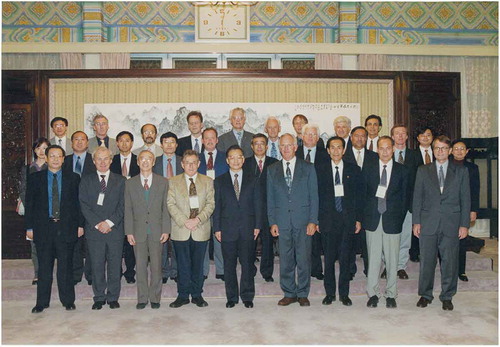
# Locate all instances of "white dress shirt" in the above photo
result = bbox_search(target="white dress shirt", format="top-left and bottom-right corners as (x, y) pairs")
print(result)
(303, 146), (317, 163)
(368, 136), (379, 153)
(140, 173), (153, 189)
(378, 159), (393, 187)
(352, 147), (366, 168)
(331, 159), (344, 186)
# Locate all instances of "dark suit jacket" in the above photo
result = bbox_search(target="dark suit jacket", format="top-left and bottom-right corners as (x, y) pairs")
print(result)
(63, 152), (96, 176)
(110, 153), (140, 178)
(416, 146), (435, 167)
(176, 135), (204, 156)
(343, 146), (378, 170)
(217, 130), (254, 158)
(394, 148), (420, 213)
(25, 170), (83, 245)
(213, 170), (262, 242)
(79, 172), (126, 241)
(361, 159), (408, 234)
(296, 144), (330, 168)
(152, 154), (184, 177)
(318, 160), (363, 234)
(463, 160), (480, 212)
(198, 150), (229, 178)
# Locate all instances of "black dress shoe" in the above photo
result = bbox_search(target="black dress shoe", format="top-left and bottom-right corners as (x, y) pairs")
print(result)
(322, 295), (336, 305)
(162, 277), (168, 284)
(380, 269), (387, 279)
(442, 300), (454, 311)
(31, 305), (45, 313)
(108, 301), (120, 309)
(349, 273), (355, 281)
(216, 274), (225, 281)
(136, 302), (148, 310)
(226, 301), (236, 308)
(410, 255), (420, 262)
(397, 269), (409, 280)
(416, 297), (432, 308)
(87, 279), (92, 286)
(126, 278), (136, 284)
(243, 301), (253, 308)
(367, 296), (379, 308)
(203, 275), (208, 280)
(386, 297), (397, 308)
(151, 302), (160, 309)
(92, 301), (105, 310)
(340, 296), (352, 306)
(459, 274), (469, 282)
(192, 296), (208, 307)
(264, 276), (274, 282)
(312, 273), (324, 280)
(32, 279), (38, 285)
(169, 298), (190, 308)
(65, 303), (76, 311)
(170, 277), (178, 283)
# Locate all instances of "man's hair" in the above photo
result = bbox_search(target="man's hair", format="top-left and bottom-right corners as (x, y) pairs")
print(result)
(333, 116), (351, 128)
(92, 146), (113, 160)
(364, 114), (382, 127)
(350, 126), (368, 137)
(377, 135), (395, 147)
(251, 133), (268, 145)
(116, 130), (134, 142)
(187, 111), (203, 123)
(32, 137), (51, 159)
(432, 135), (451, 148)
(415, 125), (434, 138)
(202, 127), (218, 138)
(390, 124), (408, 137)
(265, 116), (281, 128)
(302, 123), (320, 136)
(279, 133), (297, 145)
(45, 144), (66, 157)
(71, 131), (88, 141)
(230, 107), (246, 117)
(293, 114), (308, 124)
(140, 123), (157, 135)
(226, 145), (244, 158)
(326, 136), (345, 149)
(92, 114), (108, 124)
(451, 138), (467, 148)
(160, 132), (178, 143)
(138, 149), (155, 160)
(50, 117), (68, 128)
(182, 149), (199, 161)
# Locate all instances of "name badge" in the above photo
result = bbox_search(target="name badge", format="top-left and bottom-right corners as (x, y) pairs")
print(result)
(97, 193), (105, 206)
(375, 185), (387, 199)
(206, 169), (215, 180)
(189, 195), (200, 209)
(334, 184), (344, 197)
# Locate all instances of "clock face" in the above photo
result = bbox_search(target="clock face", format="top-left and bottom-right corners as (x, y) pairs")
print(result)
(195, 5), (250, 42)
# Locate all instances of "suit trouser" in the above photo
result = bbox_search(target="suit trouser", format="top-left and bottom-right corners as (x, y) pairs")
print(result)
(259, 226), (275, 279)
(134, 234), (163, 304)
(122, 236), (136, 280)
(383, 211), (412, 270)
(366, 218), (401, 298)
(73, 236), (92, 282)
(279, 227), (312, 298)
(204, 233), (224, 276)
(458, 236), (468, 275)
(418, 227), (459, 301)
(173, 238), (208, 299)
(410, 233), (420, 260)
(350, 229), (369, 276)
(162, 239), (177, 278)
(311, 232), (323, 276)
(87, 236), (123, 303)
(221, 239), (256, 302)
(35, 221), (76, 307)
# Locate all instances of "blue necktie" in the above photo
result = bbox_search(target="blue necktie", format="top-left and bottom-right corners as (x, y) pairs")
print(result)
(335, 166), (342, 212)
(285, 162), (292, 192)
(271, 142), (278, 159)
(75, 156), (82, 176)
(236, 132), (242, 146)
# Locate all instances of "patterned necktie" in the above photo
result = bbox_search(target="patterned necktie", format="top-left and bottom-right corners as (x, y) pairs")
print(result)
(356, 150), (362, 168)
(305, 149), (311, 163)
(285, 162), (292, 191)
(207, 152), (214, 170)
(75, 156), (82, 176)
(236, 132), (242, 146)
(297, 138), (303, 147)
(166, 158), (174, 178)
(335, 166), (342, 213)
(58, 139), (62, 146)
(51, 173), (60, 219)
(144, 178), (149, 191)
(189, 178), (198, 218)
(258, 159), (263, 173)
(271, 142), (278, 159)
(233, 173), (240, 200)
(439, 165), (445, 192)
(194, 138), (200, 153)
(398, 151), (404, 164)
(369, 139), (373, 151)
(425, 149), (431, 164)
(100, 174), (107, 193)
(378, 165), (387, 214)
(122, 157), (128, 177)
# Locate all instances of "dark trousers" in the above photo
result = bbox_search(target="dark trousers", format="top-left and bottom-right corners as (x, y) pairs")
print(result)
(259, 227), (275, 279)
(73, 236), (91, 283)
(458, 236), (468, 275)
(35, 221), (76, 307)
(122, 236), (136, 280)
(311, 232), (323, 276)
(173, 238), (208, 299)
(350, 229), (368, 276)
(222, 238), (256, 302)
(410, 233), (420, 260)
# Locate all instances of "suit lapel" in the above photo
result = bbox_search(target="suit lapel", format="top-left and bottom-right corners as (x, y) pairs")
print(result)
(443, 162), (456, 195)
(290, 160), (304, 193)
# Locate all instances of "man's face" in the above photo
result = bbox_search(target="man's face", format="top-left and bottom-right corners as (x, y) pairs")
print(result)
(142, 125), (157, 144)
(378, 138), (394, 163)
(302, 127), (319, 148)
(47, 148), (64, 171)
(161, 137), (178, 156)
(451, 141), (468, 161)
(117, 134), (133, 154)
(202, 130), (218, 152)
(265, 119), (280, 139)
(279, 134), (298, 161)
(226, 148), (245, 171)
(182, 154), (200, 177)
(335, 122), (350, 139)
(52, 120), (67, 137)
(72, 132), (89, 153)
(351, 129), (367, 150)
(365, 118), (381, 138)
(293, 117), (306, 135)
(251, 137), (268, 157)
(417, 129), (433, 147)
(230, 110), (245, 131)
(433, 140), (452, 163)
(327, 139), (344, 163)
(93, 117), (109, 138)
(187, 116), (203, 136)
(392, 127), (408, 147)
(93, 150), (112, 173)
(138, 151), (155, 172)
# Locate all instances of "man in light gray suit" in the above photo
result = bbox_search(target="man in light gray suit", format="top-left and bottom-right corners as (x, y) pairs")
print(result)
(125, 150), (171, 309)
(267, 133), (319, 307)
(79, 147), (125, 310)
(413, 135), (470, 311)
(217, 107), (254, 158)
(88, 114), (116, 155)
(49, 117), (73, 155)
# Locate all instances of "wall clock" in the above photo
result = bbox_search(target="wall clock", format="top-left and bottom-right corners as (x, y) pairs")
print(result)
(195, 3), (250, 42)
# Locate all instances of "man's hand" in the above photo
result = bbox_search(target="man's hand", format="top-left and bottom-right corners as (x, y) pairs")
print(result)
(97, 221), (111, 234)
(355, 221), (361, 234)
(215, 231), (222, 243)
(459, 227), (469, 240)
(470, 212), (477, 223)
(127, 234), (136, 246)
(78, 227), (84, 238)
(253, 229), (260, 240)
(413, 224), (421, 238)
(270, 224), (279, 237)
(160, 233), (169, 243)
(306, 223), (317, 236)
(184, 218), (200, 231)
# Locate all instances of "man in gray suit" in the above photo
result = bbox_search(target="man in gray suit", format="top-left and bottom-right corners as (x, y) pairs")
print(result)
(79, 147), (125, 310)
(125, 150), (171, 309)
(88, 114), (116, 155)
(413, 135), (470, 311)
(217, 107), (254, 158)
(267, 133), (319, 307)
(49, 117), (73, 155)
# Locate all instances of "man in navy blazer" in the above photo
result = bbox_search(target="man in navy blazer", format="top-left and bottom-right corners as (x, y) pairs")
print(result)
(176, 111), (205, 156)
(213, 145), (262, 308)
(267, 133), (319, 307)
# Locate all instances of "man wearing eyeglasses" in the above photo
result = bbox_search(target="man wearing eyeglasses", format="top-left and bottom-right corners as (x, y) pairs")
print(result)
(49, 117), (73, 155)
(88, 114), (116, 155)
(413, 135), (470, 311)
(217, 107), (254, 158)
(133, 123), (163, 157)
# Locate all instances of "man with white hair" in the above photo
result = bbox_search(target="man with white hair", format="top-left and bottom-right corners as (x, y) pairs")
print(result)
(88, 114), (117, 155)
(333, 116), (352, 153)
(217, 107), (254, 158)
(264, 116), (282, 160)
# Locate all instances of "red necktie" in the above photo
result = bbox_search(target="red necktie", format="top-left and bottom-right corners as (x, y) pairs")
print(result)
(207, 152), (214, 170)
(258, 159), (263, 173)
(144, 178), (149, 190)
(166, 158), (173, 178)
(122, 157), (128, 177)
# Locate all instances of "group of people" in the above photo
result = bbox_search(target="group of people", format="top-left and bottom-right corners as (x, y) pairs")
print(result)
(21, 107), (478, 313)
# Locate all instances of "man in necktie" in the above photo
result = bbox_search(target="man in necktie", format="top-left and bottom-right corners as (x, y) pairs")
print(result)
(293, 114), (326, 149)
(267, 133), (319, 307)
(132, 124), (163, 157)
(49, 117), (73, 155)
(415, 126), (434, 165)
(217, 107), (254, 158)
(79, 147), (126, 310)
(365, 114), (382, 153)
(317, 136), (363, 307)
(265, 116), (282, 160)
(176, 111), (205, 156)
(413, 135), (470, 311)
(361, 136), (408, 309)
(333, 116), (352, 152)
(125, 150), (170, 310)
(167, 150), (215, 308)
(87, 114), (117, 155)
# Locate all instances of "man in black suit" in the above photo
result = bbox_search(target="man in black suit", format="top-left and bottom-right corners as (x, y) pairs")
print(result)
(110, 130), (140, 284)
(318, 136), (363, 306)
(79, 147), (126, 310)
(214, 145), (262, 308)
(362, 136), (408, 309)
(176, 111), (204, 156)
(333, 116), (352, 152)
(365, 114), (382, 153)
(296, 123), (330, 281)
(25, 145), (84, 313)
(242, 133), (278, 282)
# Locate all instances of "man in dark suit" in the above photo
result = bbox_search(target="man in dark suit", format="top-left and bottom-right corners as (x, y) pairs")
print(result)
(267, 133), (319, 307)
(25, 145), (84, 313)
(362, 136), (408, 309)
(110, 130), (140, 284)
(292, 114), (325, 148)
(243, 133), (278, 282)
(365, 114), (382, 153)
(296, 123), (330, 281)
(214, 145), (262, 308)
(333, 116), (352, 153)
(217, 107), (254, 158)
(318, 136), (363, 306)
(88, 114), (117, 155)
(413, 136), (470, 311)
(176, 111), (204, 156)
(79, 147), (126, 310)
